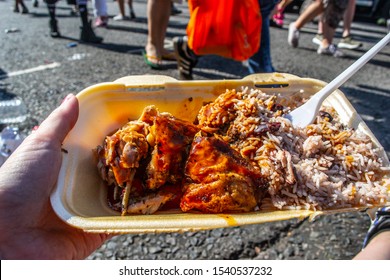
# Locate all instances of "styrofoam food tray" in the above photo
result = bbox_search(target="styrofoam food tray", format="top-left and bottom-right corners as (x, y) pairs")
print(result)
(50, 73), (389, 233)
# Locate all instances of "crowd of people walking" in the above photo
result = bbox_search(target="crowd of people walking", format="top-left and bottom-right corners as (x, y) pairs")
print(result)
(10, 0), (381, 79)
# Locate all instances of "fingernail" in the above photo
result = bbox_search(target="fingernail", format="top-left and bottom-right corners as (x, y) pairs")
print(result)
(61, 94), (73, 104)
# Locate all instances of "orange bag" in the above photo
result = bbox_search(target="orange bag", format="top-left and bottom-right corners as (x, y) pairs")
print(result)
(186, 0), (262, 61)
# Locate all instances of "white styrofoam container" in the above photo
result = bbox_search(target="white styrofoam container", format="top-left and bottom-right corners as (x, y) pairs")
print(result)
(50, 73), (389, 233)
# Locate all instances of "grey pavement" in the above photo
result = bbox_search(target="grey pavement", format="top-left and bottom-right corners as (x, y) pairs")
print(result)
(1, 0), (389, 259)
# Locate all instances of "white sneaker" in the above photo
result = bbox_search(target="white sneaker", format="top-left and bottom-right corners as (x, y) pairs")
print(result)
(337, 36), (362, 50)
(317, 44), (344, 57)
(288, 23), (299, 48)
(312, 34), (323, 46)
(113, 14), (128, 21)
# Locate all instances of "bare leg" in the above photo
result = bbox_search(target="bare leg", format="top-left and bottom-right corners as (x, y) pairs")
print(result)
(337, 0), (362, 49)
(321, 21), (335, 48)
(118, 0), (125, 17)
(317, 19), (323, 34)
(289, 1), (322, 47)
(145, 0), (171, 61)
(342, 0), (355, 37)
(294, 0), (324, 29)
(127, 0), (136, 18)
(317, 6), (346, 56)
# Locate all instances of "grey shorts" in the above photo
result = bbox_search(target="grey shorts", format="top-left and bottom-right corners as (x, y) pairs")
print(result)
(322, 0), (349, 28)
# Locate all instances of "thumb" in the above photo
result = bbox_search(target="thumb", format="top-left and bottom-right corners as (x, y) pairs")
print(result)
(37, 94), (79, 145)
(0, 94), (79, 205)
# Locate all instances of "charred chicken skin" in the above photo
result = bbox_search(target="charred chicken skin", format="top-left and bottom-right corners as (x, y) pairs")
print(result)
(181, 133), (266, 213)
(95, 106), (199, 215)
(145, 113), (199, 190)
(95, 99), (270, 215)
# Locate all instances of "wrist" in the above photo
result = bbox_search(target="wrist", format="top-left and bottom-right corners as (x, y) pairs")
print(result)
(363, 206), (390, 248)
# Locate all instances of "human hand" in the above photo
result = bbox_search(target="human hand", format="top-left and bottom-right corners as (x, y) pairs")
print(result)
(0, 94), (109, 259)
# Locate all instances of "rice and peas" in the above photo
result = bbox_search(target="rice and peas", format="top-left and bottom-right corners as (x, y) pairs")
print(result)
(198, 87), (390, 211)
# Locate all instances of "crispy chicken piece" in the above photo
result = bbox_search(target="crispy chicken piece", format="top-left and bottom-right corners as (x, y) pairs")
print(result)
(196, 89), (237, 134)
(126, 185), (182, 214)
(95, 105), (199, 215)
(95, 120), (151, 215)
(181, 134), (266, 213)
(145, 113), (199, 190)
(127, 192), (175, 215)
(95, 121), (150, 185)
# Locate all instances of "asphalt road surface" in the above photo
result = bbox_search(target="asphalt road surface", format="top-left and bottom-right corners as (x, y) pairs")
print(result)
(1, 0), (389, 259)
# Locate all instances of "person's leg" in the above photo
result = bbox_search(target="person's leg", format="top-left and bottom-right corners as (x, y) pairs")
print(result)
(93, 0), (107, 18)
(19, 0), (29, 13)
(342, 0), (355, 37)
(317, 20), (343, 57)
(337, 0), (362, 49)
(157, 0), (171, 55)
(312, 20), (324, 45)
(93, 0), (109, 27)
(250, 0), (277, 73)
(173, 36), (198, 79)
(119, 0), (125, 17)
(45, 0), (60, 37)
(45, 0), (56, 22)
(172, 1), (198, 79)
(294, 0), (324, 29)
(77, 0), (89, 27)
(127, 0), (136, 19)
(145, 0), (171, 63)
(321, 21), (336, 47)
(317, 0), (348, 57)
(92, 0), (98, 18)
(14, 0), (20, 12)
(114, 0), (126, 20)
(271, 0), (293, 27)
(77, 0), (103, 43)
(288, 0), (324, 47)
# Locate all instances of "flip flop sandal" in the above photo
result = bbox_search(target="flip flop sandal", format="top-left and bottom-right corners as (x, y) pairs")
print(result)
(142, 50), (162, 70)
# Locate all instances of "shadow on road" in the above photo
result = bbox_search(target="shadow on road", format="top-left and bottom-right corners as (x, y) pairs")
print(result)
(0, 69), (8, 80)
(29, 11), (79, 19)
(342, 85), (390, 153)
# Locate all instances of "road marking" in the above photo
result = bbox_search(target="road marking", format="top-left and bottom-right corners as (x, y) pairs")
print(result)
(0, 62), (61, 79)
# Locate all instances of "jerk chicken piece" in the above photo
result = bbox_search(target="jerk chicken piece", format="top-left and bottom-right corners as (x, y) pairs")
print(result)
(126, 185), (182, 214)
(95, 120), (151, 215)
(95, 105), (199, 215)
(126, 192), (175, 214)
(181, 133), (267, 213)
(145, 112), (199, 190)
